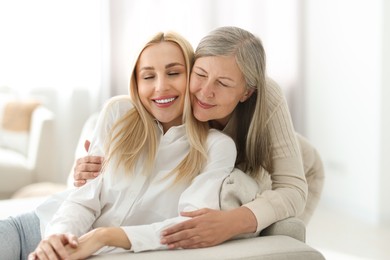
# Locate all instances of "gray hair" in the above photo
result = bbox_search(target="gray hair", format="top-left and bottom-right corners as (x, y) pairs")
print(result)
(195, 26), (266, 91)
(196, 26), (272, 175)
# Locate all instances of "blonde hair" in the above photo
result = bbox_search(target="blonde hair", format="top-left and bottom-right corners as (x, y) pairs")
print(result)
(105, 31), (209, 184)
(195, 26), (273, 176)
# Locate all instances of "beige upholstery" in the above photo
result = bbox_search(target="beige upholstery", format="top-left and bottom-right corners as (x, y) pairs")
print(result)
(296, 134), (325, 224)
(90, 235), (323, 260)
(0, 106), (55, 198)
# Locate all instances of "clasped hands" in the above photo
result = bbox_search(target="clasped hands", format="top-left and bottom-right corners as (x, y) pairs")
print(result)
(28, 228), (105, 260)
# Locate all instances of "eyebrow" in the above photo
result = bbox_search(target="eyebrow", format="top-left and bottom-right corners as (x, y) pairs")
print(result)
(166, 62), (185, 69)
(219, 76), (235, 82)
(193, 66), (235, 82)
(139, 62), (185, 72)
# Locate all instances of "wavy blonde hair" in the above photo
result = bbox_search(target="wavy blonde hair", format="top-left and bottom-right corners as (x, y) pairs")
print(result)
(104, 31), (209, 184)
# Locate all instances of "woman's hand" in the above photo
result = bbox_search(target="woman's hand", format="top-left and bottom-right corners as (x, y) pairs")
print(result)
(64, 228), (106, 259)
(28, 233), (78, 260)
(65, 227), (131, 259)
(73, 140), (104, 187)
(160, 208), (234, 249)
(160, 207), (254, 249)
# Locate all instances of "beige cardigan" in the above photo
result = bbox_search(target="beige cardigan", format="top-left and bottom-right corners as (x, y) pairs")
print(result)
(222, 79), (323, 232)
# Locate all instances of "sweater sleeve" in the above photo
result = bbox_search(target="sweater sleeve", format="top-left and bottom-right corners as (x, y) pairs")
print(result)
(244, 79), (308, 232)
(122, 131), (236, 252)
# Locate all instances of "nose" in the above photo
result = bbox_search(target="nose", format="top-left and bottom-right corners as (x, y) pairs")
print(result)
(155, 75), (169, 92)
(199, 80), (214, 98)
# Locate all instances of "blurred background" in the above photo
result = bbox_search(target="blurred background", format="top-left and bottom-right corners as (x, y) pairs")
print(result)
(0, 0), (389, 259)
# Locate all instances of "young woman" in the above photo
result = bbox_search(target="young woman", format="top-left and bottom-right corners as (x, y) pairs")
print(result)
(0, 31), (237, 260)
(74, 26), (324, 249)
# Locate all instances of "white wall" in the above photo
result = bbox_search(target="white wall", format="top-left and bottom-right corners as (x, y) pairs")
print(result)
(304, 0), (388, 224)
(107, 0), (304, 129)
(0, 0), (106, 183)
(379, 0), (390, 225)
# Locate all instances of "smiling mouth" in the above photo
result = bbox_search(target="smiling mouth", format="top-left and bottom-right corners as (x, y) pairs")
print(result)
(154, 97), (176, 104)
(196, 98), (215, 109)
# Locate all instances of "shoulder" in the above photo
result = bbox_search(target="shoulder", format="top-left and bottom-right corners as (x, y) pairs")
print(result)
(96, 95), (134, 128)
(103, 95), (134, 113)
(205, 128), (237, 162)
(264, 77), (290, 116)
(265, 77), (284, 101)
(100, 95), (135, 120)
(207, 128), (233, 140)
(207, 129), (236, 149)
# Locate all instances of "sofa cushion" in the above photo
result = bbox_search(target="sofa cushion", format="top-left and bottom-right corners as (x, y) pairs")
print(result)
(88, 235), (325, 260)
(0, 99), (41, 155)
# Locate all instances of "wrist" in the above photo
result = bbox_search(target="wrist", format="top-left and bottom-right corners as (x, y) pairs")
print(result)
(229, 207), (257, 236)
(99, 227), (131, 249)
(94, 227), (111, 246)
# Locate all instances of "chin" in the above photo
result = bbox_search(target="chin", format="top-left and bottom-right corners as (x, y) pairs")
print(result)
(194, 113), (210, 122)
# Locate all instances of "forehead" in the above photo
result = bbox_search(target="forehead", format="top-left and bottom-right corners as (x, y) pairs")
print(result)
(194, 56), (243, 78)
(137, 41), (185, 67)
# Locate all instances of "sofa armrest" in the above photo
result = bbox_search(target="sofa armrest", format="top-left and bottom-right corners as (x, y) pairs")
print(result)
(28, 106), (55, 182)
(260, 217), (306, 242)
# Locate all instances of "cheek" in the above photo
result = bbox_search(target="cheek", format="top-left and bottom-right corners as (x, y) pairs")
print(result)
(178, 77), (187, 93)
(137, 84), (149, 105)
(189, 76), (199, 94)
(217, 91), (241, 113)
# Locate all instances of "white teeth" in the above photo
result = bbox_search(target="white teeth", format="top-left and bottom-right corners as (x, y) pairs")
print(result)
(155, 97), (175, 104)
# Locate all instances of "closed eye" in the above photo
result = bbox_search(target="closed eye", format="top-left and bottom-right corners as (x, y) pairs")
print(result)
(143, 75), (155, 80)
(168, 72), (180, 76)
(218, 80), (229, 87)
(195, 72), (206, 78)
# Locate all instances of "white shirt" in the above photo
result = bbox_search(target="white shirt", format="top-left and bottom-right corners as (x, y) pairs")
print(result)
(36, 96), (236, 253)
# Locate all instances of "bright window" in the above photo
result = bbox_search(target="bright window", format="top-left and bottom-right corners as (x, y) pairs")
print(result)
(0, 0), (101, 92)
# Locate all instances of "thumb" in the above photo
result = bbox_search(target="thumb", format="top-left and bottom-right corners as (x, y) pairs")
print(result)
(28, 253), (37, 260)
(84, 140), (91, 152)
(64, 233), (79, 248)
(180, 208), (208, 218)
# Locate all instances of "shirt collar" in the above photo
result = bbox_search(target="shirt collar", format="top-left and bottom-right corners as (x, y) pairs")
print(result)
(154, 120), (186, 141)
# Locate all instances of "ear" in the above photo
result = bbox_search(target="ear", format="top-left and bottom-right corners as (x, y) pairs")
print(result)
(239, 88), (255, 102)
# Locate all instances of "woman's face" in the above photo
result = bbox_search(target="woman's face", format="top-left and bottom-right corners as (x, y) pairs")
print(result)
(136, 42), (187, 132)
(190, 55), (252, 128)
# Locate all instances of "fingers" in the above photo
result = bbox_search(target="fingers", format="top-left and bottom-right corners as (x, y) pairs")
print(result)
(162, 209), (210, 237)
(76, 156), (104, 166)
(74, 156), (104, 184)
(173, 240), (205, 249)
(73, 179), (86, 187)
(33, 234), (78, 260)
(34, 240), (61, 260)
(64, 233), (79, 248)
(165, 234), (200, 249)
(162, 218), (196, 236)
(180, 208), (210, 218)
(84, 140), (91, 152)
(28, 252), (37, 260)
(161, 219), (200, 247)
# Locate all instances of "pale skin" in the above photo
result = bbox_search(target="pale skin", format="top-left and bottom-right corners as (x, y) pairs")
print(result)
(29, 41), (189, 259)
(73, 55), (259, 249)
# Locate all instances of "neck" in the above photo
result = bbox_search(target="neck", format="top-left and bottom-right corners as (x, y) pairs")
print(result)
(209, 118), (228, 130)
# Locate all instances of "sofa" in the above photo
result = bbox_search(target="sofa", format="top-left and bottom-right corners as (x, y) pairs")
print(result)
(0, 99), (55, 198)
(0, 197), (324, 260)
(0, 113), (325, 259)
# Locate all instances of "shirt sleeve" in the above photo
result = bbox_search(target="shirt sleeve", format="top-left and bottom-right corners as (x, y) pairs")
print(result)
(122, 131), (236, 252)
(44, 96), (133, 237)
(244, 79), (308, 232)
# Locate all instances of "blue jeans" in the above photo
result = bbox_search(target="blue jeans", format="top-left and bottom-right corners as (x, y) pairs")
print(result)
(0, 211), (41, 260)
